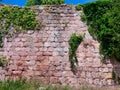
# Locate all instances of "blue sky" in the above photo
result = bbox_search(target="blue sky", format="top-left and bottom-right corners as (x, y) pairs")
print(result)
(1, 0), (95, 6)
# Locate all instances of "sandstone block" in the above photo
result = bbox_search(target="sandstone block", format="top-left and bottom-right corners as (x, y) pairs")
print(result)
(44, 42), (51, 47)
(53, 51), (59, 56)
(107, 79), (113, 85)
(50, 77), (59, 84)
(27, 30), (34, 34)
(11, 55), (20, 60)
(43, 52), (52, 56)
(104, 73), (112, 79)
(103, 68), (109, 73)
(40, 65), (49, 70)
(62, 71), (74, 77)
(36, 52), (43, 56)
(12, 71), (21, 75)
(34, 43), (43, 47)
(14, 38), (20, 42)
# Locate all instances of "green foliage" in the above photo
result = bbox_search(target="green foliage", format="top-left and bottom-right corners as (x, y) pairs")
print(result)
(69, 33), (83, 70)
(80, 12), (87, 23)
(112, 70), (116, 80)
(0, 56), (8, 67)
(0, 6), (38, 47)
(0, 79), (40, 90)
(26, 0), (40, 6)
(45, 85), (71, 90)
(0, 79), (72, 90)
(75, 4), (83, 11)
(26, 0), (64, 6)
(83, 0), (120, 61)
(1, 79), (120, 90)
(112, 70), (120, 84)
(40, 0), (64, 5)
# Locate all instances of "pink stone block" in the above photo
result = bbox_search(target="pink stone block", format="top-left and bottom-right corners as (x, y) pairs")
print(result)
(12, 71), (22, 75)
(11, 55), (20, 60)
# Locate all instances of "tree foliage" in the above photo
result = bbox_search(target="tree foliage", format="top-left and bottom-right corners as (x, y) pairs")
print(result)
(26, 0), (40, 6)
(26, 0), (64, 6)
(83, 0), (120, 61)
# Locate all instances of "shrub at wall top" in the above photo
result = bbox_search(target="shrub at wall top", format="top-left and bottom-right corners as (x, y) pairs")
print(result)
(0, 6), (38, 47)
(83, 0), (120, 61)
(26, 0), (64, 6)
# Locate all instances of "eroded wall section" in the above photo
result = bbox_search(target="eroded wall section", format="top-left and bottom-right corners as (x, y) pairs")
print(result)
(0, 5), (114, 86)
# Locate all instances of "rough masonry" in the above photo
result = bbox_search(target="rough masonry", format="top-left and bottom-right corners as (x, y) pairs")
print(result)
(0, 4), (118, 86)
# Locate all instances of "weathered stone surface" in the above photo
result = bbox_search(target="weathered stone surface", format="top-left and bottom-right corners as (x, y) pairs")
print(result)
(0, 5), (116, 86)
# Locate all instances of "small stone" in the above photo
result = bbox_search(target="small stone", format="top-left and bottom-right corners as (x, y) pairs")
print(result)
(107, 64), (113, 68)
(107, 79), (113, 85)
(43, 52), (52, 56)
(94, 79), (99, 85)
(13, 71), (21, 75)
(21, 38), (26, 42)
(53, 52), (59, 56)
(55, 48), (63, 52)
(11, 55), (20, 60)
(14, 38), (20, 42)
(104, 73), (112, 79)
(88, 79), (93, 84)
(27, 30), (34, 34)
(103, 68), (109, 73)
(64, 47), (68, 52)
(44, 42), (51, 47)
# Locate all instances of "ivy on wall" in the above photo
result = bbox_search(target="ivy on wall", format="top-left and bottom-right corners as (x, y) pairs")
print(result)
(69, 33), (83, 72)
(83, 0), (120, 61)
(0, 6), (38, 47)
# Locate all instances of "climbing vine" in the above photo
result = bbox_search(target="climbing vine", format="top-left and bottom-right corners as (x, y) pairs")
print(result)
(69, 33), (83, 71)
(0, 6), (38, 47)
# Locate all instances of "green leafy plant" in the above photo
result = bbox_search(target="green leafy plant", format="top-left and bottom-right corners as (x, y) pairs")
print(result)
(26, 0), (40, 6)
(0, 56), (8, 67)
(26, 0), (65, 6)
(80, 12), (87, 23)
(99, 55), (106, 63)
(83, 0), (120, 61)
(112, 70), (116, 80)
(75, 4), (83, 11)
(69, 33), (83, 72)
(0, 6), (38, 47)
(112, 70), (120, 84)
(1, 79), (120, 90)
(0, 79), (40, 90)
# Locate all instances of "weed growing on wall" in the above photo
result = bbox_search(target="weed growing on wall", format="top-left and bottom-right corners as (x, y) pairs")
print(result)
(69, 33), (83, 72)
(0, 6), (38, 47)
(0, 56), (8, 67)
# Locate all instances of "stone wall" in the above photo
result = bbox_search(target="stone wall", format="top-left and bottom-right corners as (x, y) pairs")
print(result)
(0, 5), (116, 86)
